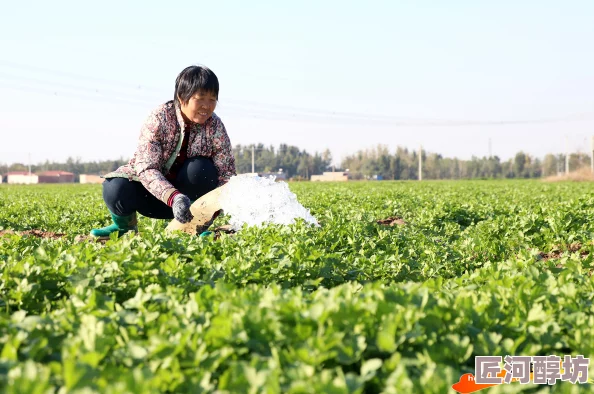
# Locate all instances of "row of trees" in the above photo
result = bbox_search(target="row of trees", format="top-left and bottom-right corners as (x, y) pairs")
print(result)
(2, 143), (591, 180)
(2, 157), (128, 178)
(233, 144), (333, 179)
(341, 145), (592, 180)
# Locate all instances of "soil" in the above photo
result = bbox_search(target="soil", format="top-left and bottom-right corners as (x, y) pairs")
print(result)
(0, 226), (236, 243)
(535, 243), (592, 276)
(377, 216), (407, 226)
(211, 225), (236, 240)
(537, 243), (589, 263)
(0, 229), (66, 239)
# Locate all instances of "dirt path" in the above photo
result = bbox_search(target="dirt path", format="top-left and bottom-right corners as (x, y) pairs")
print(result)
(0, 226), (236, 243)
(376, 216), (407, 226)
(537, 243), (590, 262)
(0, 229), (67, 239)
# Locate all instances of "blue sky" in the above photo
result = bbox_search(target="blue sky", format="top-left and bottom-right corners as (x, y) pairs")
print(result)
(0, 0), (593, 166)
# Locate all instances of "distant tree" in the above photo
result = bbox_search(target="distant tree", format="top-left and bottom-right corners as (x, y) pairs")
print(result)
(513, 152), (527, 178)
(542, 154), (557, 176)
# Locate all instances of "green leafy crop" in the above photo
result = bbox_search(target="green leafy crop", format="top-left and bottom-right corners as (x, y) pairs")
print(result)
(0, 180), (592, 393)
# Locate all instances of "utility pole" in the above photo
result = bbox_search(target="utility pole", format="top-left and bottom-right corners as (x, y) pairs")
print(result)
(418, 144), (423, 181)
(251, 145), (255, 174)
(565, 136), (570, 175)
(591, 136), (594, 174)
(488, 138), (492, 158)
(28, 153), (31, 177)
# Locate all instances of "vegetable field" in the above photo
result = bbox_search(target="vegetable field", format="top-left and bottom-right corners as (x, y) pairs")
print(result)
(0, 180), (593, 393)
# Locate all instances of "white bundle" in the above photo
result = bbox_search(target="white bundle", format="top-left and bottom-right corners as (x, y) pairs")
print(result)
(218, 174), (318, 231)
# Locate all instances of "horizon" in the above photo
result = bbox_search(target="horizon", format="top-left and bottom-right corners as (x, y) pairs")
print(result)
(0, 143), (592, 168)
(1, 141), (591, 170)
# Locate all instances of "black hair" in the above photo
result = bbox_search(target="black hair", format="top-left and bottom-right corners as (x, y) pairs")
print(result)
(174, 65), (219, 106)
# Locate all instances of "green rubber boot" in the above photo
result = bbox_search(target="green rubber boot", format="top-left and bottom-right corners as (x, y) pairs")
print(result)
(90, 211), (138, 239)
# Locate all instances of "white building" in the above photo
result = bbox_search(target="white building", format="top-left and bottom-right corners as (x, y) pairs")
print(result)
(239, 172), (287, 181)
(79, 174), (104, 184)
(7, 172), (39, 184)
(311, 171), (350, 182)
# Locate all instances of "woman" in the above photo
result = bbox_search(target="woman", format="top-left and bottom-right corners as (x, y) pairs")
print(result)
(91, 65), (236, 239)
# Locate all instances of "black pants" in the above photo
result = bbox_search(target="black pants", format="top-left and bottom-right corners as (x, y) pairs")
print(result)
(102, 156), (218, 219)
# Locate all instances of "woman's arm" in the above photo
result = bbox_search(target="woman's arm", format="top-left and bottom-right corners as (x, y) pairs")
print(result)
(133, 109), (178, 204)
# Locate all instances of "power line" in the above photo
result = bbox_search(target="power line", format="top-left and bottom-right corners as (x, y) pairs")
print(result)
(2, 63), (594, 127)
(0, 63), (475, 124)
(0, 72), (159, 101)
(5, 77), (594, 127)
(0, 81), (158, 108)
(0, 61), (165, 94)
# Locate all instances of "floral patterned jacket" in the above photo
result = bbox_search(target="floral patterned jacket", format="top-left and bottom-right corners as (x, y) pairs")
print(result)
(103, 100), (236, 204)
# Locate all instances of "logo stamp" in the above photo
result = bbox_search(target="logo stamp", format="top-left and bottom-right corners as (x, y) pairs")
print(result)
(452, 355), (590, 393)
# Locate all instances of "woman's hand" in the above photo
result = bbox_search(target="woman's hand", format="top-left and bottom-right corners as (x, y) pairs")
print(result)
(172, 194), (194, 223)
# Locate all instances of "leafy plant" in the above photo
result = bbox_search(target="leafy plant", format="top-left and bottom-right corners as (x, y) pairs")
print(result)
(0, 181), (593, 392)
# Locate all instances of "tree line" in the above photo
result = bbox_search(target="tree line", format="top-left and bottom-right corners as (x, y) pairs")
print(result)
(1, 157), (129, 180)
(232, 144), (333, 179)
(2, 143), (591, 180)
(341, 145), (592, 180)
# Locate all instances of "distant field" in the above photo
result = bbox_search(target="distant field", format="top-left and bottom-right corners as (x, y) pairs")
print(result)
(0, 180), (593, 393)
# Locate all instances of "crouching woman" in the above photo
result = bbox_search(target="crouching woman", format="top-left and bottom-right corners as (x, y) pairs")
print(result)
(91, 65), (236, 239)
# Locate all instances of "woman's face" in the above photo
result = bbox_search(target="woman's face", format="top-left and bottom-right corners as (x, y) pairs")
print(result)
(179, 91), (217, 125)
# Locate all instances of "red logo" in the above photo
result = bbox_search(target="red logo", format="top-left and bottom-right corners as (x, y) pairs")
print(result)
(451, 373), (500, 393)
